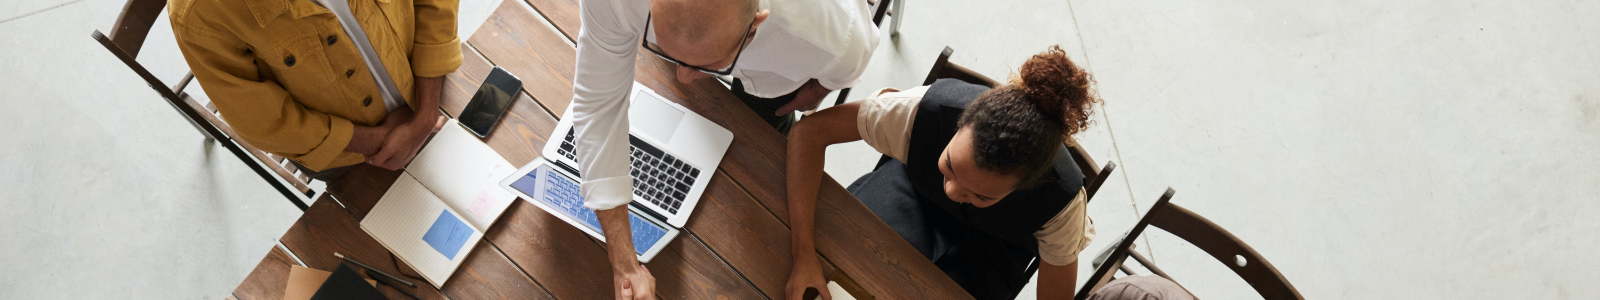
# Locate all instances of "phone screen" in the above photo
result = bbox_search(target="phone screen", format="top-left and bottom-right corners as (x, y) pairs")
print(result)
(460, 66), (522, 137)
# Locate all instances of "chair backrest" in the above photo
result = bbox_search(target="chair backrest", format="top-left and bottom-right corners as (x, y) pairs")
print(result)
(93, 0), (314, 211)
(108, 0), (168, 58)
(1077, 189), (1304, 300)
(870, 0), (891, 25)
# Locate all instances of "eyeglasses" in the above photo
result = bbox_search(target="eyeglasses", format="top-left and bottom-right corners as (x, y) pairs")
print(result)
(642, 13), (756, 76)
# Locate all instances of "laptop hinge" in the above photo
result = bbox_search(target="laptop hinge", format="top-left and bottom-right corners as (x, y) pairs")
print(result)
(631, 202), (671, 225)
(552, 160), (582, 179)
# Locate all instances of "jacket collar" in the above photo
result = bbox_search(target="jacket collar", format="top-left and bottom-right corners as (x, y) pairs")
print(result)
(248, 0), (380, 28)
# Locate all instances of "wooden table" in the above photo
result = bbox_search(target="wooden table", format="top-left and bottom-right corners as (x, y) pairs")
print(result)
(231, 0), (971, 299)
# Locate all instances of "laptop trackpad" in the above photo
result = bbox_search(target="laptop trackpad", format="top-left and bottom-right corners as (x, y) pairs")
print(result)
(628, 91), (685, 143)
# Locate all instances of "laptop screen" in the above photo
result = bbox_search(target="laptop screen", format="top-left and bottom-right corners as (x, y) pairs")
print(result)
(509, 165), (669, 255)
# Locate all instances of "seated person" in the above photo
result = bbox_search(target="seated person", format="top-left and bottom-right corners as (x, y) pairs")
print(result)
(1088, 275), (1197, 300)
(785, 46), (1100, 300)
(170, 0), (460, 179)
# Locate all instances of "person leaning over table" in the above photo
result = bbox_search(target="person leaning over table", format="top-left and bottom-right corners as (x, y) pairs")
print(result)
(785, 46), (1100, 300)
(569, 0), (878, 298)
(169, 0), (458, 181)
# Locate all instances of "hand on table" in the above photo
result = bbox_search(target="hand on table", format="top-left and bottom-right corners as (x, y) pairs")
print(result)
(367, 107), (447, 170)
(614, 263), (656, 300)
(786, 253), (831, 300)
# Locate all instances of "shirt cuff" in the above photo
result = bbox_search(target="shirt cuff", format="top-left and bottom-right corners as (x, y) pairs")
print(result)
(581, 175), (635, 210)
(410, 37), (463, 78)
(297, 115), (355, 172)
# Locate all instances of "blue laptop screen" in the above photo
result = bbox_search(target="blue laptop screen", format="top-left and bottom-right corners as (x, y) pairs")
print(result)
(510, 166), (669, 255)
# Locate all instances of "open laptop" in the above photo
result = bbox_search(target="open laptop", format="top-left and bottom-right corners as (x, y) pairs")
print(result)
(501, 82), (732, 261)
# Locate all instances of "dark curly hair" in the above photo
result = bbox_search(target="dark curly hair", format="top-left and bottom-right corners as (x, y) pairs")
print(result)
(957, 45), (1099, 188)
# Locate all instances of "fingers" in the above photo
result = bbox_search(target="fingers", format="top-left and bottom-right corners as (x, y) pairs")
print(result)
(368, 146), (398, 170)
(634, 265), (655, 300)
(819, 286), (832, 300)
(774, 101), (807, 116)
(433, 115), (447, 132)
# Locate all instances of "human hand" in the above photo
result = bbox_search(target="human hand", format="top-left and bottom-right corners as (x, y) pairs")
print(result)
(614, 263), (656, 300)
(786, 253), (831, 300)
(367, 109), (446, 170)
(775, 79), (830, 116)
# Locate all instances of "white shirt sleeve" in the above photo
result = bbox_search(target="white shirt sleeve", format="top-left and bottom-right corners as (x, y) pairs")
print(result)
(728, 0), (879, 97)
(1034, 188), (1096, 266)
(572, 0), (643, 210)
(806, 0), (877, 91)
(855, 86), (928, 163)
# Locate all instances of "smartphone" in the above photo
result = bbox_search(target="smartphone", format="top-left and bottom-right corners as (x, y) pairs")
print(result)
(459, 66), (522, 138)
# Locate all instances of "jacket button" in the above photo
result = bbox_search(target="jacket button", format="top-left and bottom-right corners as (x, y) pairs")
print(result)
(284, 55), (296, 67)
(346, 69), (355, 78)
(363, 97), (373, 107)
(326, 35), (338, 45)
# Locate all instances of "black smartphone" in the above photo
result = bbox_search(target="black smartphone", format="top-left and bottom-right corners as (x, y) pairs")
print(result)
(459, 66), (522, 138)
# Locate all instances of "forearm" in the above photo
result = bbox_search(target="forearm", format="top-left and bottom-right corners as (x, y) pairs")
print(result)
(597, 207), (638, 267)
(410, 76), (444, 129)
(1037, 260), (1078, 299)
(346, 125), (388, 155)
(786, 121), (834, 261)
(786, 103), (864, 260)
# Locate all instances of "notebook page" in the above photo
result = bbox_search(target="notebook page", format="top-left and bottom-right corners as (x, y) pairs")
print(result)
(407, 119), (518, 231)
(360, 173), (484, 289)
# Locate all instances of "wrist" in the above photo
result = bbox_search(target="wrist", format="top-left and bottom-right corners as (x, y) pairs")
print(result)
(607, 240), (638, 266)
(791, 247), (817, 265)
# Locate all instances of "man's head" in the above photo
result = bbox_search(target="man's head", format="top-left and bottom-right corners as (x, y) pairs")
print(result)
(649, 0), (767, 83)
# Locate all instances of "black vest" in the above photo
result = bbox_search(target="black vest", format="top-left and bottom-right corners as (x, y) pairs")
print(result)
(902, 79), (1086, 256)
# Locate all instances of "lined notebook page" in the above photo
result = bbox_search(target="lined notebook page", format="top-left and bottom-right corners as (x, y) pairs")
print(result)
(407, 120), (518, 230)
(360, 173), (484, 289)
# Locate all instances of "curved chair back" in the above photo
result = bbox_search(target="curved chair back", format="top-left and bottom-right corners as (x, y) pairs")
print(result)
(1077, 189), (1304, 300)
(92, 0), (313, 211)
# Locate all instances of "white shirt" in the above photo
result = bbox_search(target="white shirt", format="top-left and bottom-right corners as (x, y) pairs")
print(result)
(856, 87), (1096, 266)
(571, 0), (879, 210)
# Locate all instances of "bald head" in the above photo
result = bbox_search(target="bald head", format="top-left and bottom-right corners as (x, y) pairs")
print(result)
(651, 0), (759, 65)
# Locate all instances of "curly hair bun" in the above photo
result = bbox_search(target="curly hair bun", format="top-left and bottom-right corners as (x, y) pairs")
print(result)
(1015, 45), (1098, 134)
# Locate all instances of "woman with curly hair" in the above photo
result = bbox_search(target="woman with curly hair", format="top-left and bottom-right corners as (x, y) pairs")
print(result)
(785, 46), (1101, 300)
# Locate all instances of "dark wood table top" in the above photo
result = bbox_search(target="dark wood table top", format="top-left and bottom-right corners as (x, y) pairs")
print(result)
(231, 0), (970, 299)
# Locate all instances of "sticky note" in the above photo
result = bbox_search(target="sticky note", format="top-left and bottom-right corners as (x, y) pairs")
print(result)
(468, 191), (495, 221)
(422, 210), (473, 260)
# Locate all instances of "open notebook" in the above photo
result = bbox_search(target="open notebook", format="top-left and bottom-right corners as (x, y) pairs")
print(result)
(360, 119), (518, 288)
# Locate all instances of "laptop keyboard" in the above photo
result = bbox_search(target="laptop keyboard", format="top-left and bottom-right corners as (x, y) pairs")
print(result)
(557, 129), (701, 214)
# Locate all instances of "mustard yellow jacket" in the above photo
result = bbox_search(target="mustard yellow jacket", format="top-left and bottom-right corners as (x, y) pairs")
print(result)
(169, 0), (461, 171)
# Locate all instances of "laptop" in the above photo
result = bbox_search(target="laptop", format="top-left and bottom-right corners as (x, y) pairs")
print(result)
(500, 82), (732, 261)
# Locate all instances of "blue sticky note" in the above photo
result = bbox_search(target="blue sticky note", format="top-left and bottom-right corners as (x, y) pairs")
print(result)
(421, 210), (473, 260)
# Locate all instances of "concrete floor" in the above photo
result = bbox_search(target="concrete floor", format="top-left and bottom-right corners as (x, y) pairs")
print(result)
(3, 0), (1598, 299)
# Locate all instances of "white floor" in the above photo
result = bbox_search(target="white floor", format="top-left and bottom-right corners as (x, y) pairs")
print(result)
(2, 0), (1597, 299)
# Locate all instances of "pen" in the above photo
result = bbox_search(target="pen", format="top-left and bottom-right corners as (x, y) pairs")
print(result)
(335, 252), (418, 288)
(371, 274), (425, 300)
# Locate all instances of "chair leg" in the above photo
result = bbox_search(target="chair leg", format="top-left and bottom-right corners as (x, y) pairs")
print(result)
(834, 87), (852, 106)
(889, 0), (905, 37)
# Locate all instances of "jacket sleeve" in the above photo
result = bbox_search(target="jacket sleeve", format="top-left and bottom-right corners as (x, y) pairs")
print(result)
(172, 18), (356, 171)
(411, 0), (462, 77)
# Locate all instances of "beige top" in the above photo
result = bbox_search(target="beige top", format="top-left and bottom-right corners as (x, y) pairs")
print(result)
(855, 87), (1096, 266)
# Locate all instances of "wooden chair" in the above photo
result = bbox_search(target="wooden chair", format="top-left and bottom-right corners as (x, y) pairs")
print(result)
(1075, 188), (1304, 300)
(91, 0), (313, 211)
